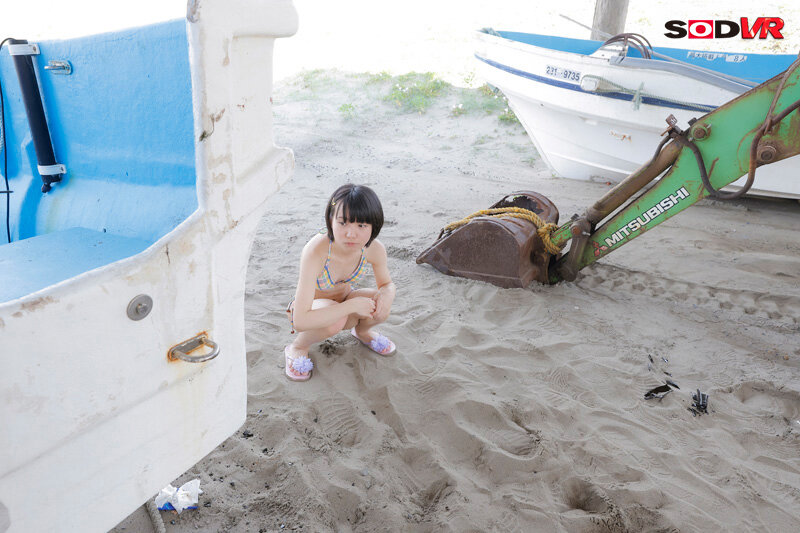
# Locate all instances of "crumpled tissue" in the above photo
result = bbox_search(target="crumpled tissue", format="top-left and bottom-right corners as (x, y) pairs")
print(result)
(154, 479), (203, 513)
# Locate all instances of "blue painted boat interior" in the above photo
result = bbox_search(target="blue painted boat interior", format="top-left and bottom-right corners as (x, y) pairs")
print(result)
(496, 31), (797, 84)
(0, 20), (196, 303)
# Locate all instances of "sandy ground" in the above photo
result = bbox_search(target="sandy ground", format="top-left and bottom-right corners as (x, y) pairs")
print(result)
(12, 1), (788, 531)
(112, 67), (800, 532)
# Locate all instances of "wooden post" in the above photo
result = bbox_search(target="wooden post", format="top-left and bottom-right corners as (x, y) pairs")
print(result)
(590, 0), (629, 40)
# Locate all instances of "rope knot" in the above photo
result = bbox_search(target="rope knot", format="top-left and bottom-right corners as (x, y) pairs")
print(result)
(439, 207), (563, 255)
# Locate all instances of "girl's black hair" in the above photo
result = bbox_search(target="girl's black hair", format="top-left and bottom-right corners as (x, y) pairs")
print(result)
(325, 184), (384, 246)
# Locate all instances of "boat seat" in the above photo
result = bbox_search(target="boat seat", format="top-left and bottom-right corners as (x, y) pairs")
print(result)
(0, 227), (150, 303)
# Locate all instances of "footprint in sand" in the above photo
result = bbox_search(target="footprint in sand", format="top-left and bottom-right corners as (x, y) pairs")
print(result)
(457, 400), (542, 458)
(730, 381), (800, 420)
(410, 478), (454, 520)
(311, 394), (369, 447)
(563, 477), (610, 514)
(559, 478), (656, 533)
(727, 381), (800, 448)
(581, 263), (800, 325)
(319, 338), (346, 356)
(410, 372), (462, 403)
(387, 244), (418, 261)
(490, 510), (526, 533)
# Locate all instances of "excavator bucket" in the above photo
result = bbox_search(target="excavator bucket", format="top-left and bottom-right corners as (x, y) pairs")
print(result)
(416, 191), (559, 287)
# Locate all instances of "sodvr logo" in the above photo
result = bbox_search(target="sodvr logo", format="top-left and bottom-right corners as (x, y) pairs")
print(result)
(665, 18), (784, 39)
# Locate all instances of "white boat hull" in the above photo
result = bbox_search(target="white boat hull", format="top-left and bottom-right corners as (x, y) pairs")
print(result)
(0, 1), (297, 531)
(475, 32), (800, 199)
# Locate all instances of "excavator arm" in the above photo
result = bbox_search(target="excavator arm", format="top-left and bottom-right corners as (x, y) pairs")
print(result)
(417, 58), (800, 288)
(549, 57), (800, 283)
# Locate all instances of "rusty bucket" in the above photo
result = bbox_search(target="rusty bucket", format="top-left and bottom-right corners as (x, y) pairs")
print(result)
(416, 191), (559, 287)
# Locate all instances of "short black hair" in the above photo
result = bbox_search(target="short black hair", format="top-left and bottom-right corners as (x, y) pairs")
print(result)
(325, 184), (384, 246)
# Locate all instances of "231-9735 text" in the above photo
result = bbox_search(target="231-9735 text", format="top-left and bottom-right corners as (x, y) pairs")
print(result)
(545, 65), (581, 81)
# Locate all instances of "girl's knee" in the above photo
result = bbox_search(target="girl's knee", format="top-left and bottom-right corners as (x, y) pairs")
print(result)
(371, 310), (391, 325)
(343, 314), (361, 331)
(326, 317), (348, 337)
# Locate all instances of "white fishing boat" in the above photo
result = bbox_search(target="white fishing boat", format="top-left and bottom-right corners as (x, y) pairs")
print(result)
(0, 1), (297, 531)
(475, 29), (800, 199)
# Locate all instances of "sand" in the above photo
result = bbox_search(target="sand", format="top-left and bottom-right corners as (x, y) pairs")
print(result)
(98, 2), (800, 530)
(112, 66), (800, 532)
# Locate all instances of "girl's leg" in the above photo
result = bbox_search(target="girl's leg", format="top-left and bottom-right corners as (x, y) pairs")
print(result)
(286, 299), (348, 379)
(290, 298), (348, 352)
(343, 289), (392, 346)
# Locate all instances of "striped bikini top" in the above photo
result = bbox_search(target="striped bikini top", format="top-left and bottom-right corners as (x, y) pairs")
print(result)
(316, 240), (368, 290)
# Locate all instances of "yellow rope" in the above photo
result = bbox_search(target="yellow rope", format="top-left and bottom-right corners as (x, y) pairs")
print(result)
(441, 207), (563, 255)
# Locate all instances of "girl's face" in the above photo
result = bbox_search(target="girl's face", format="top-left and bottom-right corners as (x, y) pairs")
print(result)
(331, 205), (372, 250)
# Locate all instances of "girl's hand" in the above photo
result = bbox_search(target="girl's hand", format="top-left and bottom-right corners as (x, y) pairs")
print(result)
(349, 297), (376, 319)
(372, 291), (392, 321)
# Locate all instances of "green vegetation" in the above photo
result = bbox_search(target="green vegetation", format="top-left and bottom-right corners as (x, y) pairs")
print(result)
(338, 103), (356, 119)
(345, 69), (522, 123)
(384, 72), (450, 113)
(473, 134), (492, 146)
(450, 103), (466, 117)
(282, 69), (523, 126)
(450, 83), (507, 117)
(367, 71), (392, 84)
(478, 84), (496, 97)
(446, 83), (521, 125)
(462, 71), (476, 88)
(298, 69), (331, 91)
(498, 106), (520, 125)
(279, 69), (337, 102)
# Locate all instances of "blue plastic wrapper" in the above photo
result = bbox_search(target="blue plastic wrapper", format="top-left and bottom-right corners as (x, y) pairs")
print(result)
(158, 502), (198, 511)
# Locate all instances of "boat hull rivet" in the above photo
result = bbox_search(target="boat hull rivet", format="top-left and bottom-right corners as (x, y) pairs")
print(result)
(127, 294), (153, 320)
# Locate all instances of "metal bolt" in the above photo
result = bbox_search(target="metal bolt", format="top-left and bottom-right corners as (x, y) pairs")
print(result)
(127, 294), (153, 320)
(692, 123), (711, 140)
(757, 144), (777, 163)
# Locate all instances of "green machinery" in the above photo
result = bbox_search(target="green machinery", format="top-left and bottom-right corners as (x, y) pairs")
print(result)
(417, 58), (800, 287)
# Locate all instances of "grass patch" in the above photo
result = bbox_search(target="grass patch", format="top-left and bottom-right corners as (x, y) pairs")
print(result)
(384, 72), (450, 113)
(297, 69), (331, 91)
(478, 84), (495, 97)
(279, 69), (337, 101)
(449, 83), (521, 126)
(452, 84), (507, 116)
(498, 106), (520, 125)
(463, 71), (476, 88)
(450, 103), (466, 117)
(338, 103), (356, 119)
(473, 134), (492, 146)
(367, 71), (392, 84)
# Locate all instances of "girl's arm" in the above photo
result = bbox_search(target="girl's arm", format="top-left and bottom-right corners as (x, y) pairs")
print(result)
(367, 240), (396, 319)
(292, 238), (361, 332)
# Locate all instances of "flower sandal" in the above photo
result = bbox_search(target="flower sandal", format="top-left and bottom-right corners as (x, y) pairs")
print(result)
(284, 345), (313, 381)
(350, 328), (396, 356)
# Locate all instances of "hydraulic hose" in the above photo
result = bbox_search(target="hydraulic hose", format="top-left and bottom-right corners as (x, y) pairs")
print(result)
(685, 53), (800, 200)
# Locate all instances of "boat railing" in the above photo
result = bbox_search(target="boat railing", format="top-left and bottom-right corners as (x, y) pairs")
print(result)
(559, 14), (760, 89)
(615, 56), (753, 94)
